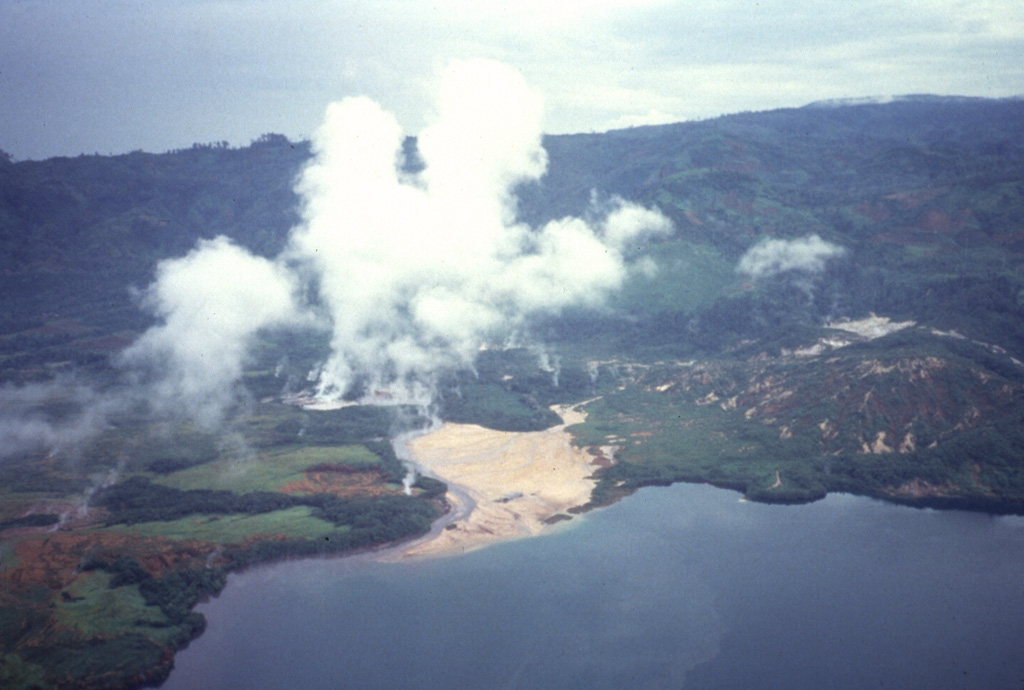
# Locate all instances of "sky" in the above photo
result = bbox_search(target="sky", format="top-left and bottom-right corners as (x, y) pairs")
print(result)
(1, 0), (1023, 161)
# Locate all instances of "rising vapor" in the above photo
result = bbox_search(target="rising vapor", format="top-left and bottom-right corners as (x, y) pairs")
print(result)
(737, 234), (846, 279)
(120, 236), (301, 427)
(0, 377), (121, 460)
(124, 60), (674, 416)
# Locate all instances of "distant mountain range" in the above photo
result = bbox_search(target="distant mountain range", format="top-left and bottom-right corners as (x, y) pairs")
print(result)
(803, 94), (1024, 108)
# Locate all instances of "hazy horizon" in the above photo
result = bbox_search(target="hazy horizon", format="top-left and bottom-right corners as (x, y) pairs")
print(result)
(2, 0), (1023, 161)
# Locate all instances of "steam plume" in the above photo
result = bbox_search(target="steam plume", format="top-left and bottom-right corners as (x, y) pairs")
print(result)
(120, 236), (301, 428)
(0, 377), (121, 460)
(737, 234), (846, 279)
(287, 59), (671, 404)
(122, 59), (673, 417)
(1, 61), (673, 461)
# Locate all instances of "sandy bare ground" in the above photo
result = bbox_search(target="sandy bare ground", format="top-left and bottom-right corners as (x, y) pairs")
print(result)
(395, 402), (598, 559)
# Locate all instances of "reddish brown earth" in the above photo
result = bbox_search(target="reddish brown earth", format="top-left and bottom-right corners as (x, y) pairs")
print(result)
(886, 478), (959, 499)
(587, 449), (615, 469)
(279, 464), (400, 499)
(4, 532), (216, 592)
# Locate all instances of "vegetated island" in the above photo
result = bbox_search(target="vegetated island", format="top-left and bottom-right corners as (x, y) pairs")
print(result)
(5, 96), (1024, 688)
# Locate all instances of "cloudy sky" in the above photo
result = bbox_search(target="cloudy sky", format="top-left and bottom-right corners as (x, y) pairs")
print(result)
(2, 0), (1022, 160)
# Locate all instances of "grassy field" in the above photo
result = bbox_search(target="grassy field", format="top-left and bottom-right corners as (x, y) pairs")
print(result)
(102, 507), (345, 543)
(0, 492), (51, 522)
(53, 571), (177, 643)
(151, 444), (382, 493)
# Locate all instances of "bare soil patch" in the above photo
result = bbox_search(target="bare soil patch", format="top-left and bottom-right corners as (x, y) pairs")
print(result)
(398, 403), (598, 558)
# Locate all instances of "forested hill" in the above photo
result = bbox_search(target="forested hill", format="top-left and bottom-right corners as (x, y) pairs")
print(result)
(524, 96), (1024, 359)
(0, 134), (308, 335)
(527, 95), (1024, 229)
(3, 97), (1024, 357)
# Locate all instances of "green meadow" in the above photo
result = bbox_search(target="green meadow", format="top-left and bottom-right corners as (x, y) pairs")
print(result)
(151, 444), (382, 493)
(53, 571), (175, 643)
(101, 507), (346, 543)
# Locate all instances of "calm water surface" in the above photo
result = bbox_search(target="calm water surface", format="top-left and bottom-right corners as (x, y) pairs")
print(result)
(160, 484), (1024, 689)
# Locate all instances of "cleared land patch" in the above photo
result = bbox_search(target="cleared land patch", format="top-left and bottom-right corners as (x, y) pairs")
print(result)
(152, 444), (381, 493)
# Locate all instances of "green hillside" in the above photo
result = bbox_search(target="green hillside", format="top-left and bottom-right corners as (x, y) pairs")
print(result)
(3, 96), (1024, 688)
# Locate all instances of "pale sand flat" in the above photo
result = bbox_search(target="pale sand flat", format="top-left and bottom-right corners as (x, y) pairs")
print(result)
(397, 402), (598, 558)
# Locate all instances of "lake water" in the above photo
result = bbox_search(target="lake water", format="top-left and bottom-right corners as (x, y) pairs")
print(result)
(159, 484), (1024, 689)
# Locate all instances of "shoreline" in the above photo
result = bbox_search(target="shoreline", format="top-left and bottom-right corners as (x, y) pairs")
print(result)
(140, 401), (602, 688)
(386, 401), (601, 559)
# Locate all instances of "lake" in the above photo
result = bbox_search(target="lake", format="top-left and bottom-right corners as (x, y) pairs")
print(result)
(159, 483), (1024, 689)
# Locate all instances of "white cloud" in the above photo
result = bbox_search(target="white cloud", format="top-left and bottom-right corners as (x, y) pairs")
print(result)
(0, 377), (123, 460)
(120, 236), (301, 427)
(601, 199), (675, 251)
(122, 60), (672, 415)
(737, 234), (847, 279)
(287, 60), (672, 403)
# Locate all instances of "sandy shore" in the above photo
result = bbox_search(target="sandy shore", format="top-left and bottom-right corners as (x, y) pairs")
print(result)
(394, 402), (598, 559)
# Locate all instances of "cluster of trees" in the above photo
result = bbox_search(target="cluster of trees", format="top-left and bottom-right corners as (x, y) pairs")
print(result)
(431, 348), (602, 432)
(95, 475), (441, 537)
(18, 632), (169, 690)
(81, 556), (225, 632)
(96, 477), (297, 524)
(0, 514), (59, 531)
(297, 405), (418, 445)
(363, 440), (407, 483)
(0, 134), (309, 358)
(142, 436), (220, 475)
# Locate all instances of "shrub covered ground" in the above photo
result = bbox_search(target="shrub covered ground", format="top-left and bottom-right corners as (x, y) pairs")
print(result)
(0, 401), (444, 690)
